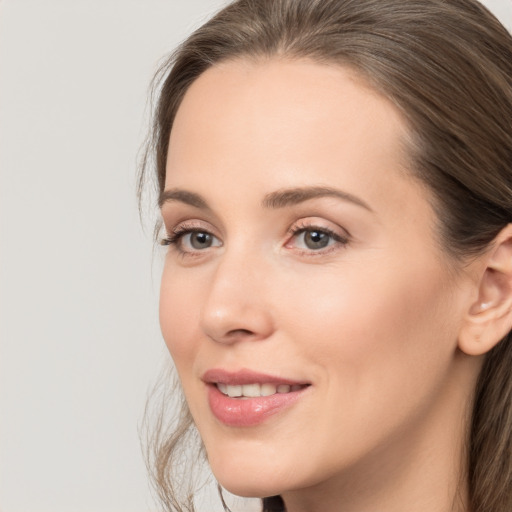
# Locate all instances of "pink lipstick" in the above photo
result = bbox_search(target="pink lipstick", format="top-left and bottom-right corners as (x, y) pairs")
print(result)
(203, 369), (310, 427)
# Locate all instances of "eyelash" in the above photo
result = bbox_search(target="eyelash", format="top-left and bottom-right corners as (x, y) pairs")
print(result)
(160, 222), (349, 256)
(285, 222), (349, 255)
(160, 224), (215, 253)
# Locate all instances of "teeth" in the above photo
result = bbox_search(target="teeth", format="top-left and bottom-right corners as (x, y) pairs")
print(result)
(260, 383), (277, 396)
(217, 383), (304, 398)
(227, 384), (242, 397)
(242, 383), (261, 397)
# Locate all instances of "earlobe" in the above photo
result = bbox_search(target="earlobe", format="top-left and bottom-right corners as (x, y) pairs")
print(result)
(458, 224), (512, 356)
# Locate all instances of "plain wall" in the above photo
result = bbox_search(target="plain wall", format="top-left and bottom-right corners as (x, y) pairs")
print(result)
(1, 1), (511, 511)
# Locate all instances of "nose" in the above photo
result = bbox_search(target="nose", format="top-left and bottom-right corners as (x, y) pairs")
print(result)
(200, 249), (275, 345)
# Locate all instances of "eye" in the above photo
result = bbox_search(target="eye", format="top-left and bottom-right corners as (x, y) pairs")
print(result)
(184, 231), (216, 250)
(300, 229), (332, 250)
(286, 223), (349, 253)
(161, 226), (222, 253)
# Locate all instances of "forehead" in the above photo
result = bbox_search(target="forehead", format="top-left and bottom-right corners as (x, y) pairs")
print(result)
(165, 58), (429, 227)
(166, 57), (410, 185)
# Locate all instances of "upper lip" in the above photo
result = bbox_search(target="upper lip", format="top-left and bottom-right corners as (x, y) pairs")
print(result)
(202, 368), (310, 386)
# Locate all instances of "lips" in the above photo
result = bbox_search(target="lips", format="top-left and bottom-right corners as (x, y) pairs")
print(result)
(202, 369), (310, 427)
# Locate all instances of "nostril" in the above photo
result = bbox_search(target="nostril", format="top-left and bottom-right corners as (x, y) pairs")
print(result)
(228, 329), (254, 336)
(220, 328), (257, 342)
(206, 328), (258, 344)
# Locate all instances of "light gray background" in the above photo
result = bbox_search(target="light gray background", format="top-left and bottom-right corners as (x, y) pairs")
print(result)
(1, 1), (511, 511)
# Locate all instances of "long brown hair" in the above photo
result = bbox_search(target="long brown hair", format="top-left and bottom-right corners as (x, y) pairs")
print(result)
(139, 1), (512, 511)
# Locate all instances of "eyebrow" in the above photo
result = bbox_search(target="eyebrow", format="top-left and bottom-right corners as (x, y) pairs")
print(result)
(159, 186), (372, 212)
(262, 186), (373, 211)
(158, 189), (210, 210)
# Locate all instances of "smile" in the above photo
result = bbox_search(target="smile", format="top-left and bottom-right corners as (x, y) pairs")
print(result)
(203, 369), (311, 427)
(216, 382), (307, 398)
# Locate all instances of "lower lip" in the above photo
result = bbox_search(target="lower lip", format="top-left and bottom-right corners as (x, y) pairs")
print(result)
(207, 384), (307, 427)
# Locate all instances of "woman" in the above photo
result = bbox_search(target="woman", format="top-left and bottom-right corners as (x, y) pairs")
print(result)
(140, 0), (512, 511)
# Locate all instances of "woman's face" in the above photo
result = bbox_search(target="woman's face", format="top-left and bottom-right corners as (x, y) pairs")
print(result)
(159, 59), (476, 499)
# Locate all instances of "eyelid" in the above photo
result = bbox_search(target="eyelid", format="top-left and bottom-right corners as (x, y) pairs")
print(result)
(160, 217), (350, 257)
(286, 217), (350, 239)
(164, 219), (218, 237)
(160, 220), (222, 252)
(284, 218), (351, 254)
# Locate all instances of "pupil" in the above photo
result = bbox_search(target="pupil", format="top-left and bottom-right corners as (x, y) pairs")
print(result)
(191, 232), (211, 249)
(305, 230), (329, 249)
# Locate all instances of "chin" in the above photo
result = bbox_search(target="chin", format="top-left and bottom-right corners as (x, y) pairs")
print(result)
(207, 448), (293, 498)
(214, 473), (284, 499)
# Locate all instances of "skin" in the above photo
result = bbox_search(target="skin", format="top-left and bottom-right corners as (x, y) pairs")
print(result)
(159, 59), (487, 512)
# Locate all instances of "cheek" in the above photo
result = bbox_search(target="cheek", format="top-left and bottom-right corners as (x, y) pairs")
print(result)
(159, 265), (201, 365)
(281, 258), (459, 410)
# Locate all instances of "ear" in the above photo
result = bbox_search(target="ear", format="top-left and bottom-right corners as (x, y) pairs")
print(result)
(458, 224), (512, 356)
